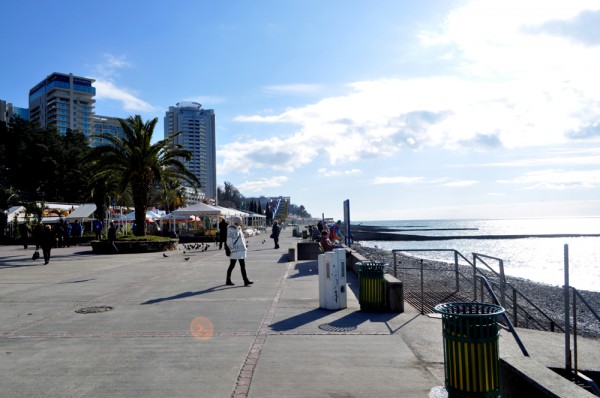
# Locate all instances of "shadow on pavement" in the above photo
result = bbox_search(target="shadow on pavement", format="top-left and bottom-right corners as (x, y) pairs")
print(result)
(269, 308), (331, 331)
(141, 285), (236, 305)
(288, 261), (318, 278)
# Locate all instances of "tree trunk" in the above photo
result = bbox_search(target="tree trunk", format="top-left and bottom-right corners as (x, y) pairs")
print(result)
(132, 177), (152, 237)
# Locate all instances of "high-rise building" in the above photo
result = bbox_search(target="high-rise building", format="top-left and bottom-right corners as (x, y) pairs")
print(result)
(0, 99), (28, 122)
(164, 102), (217, 200)
(92, 115), (124, 147)
(28, 72), (95, 136)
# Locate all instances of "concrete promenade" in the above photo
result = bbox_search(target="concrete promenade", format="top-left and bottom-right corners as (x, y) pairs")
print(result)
(1, 229), (599, 397)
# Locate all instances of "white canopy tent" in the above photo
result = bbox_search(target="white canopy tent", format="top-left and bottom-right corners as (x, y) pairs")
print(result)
(172, 202), (221, 216)
(66, 204), (96, 221)
(172, 203), (222, 237)
(213, 206), (249, 219)
(6, 206), (25, 223)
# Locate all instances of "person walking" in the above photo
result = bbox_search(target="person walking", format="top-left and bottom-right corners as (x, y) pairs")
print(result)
(271, 220), (281, 249)
(218, 217), (228, 250)
(107, 221), (119, 253)
(93, 219), (103, 240)
(40, 224), (55, 265)
(19, 222), (31, 249)
(225, 216), (253, 286)
(72, 219), (83, 246)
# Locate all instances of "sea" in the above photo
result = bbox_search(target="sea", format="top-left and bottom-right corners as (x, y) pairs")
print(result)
(353, 217), (600, 292)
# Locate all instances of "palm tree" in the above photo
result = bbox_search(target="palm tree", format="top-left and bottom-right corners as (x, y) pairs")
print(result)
(86, 115), (200, 236)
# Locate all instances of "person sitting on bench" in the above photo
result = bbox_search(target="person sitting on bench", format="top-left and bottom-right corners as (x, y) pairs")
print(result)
(320, 230), (334, 252)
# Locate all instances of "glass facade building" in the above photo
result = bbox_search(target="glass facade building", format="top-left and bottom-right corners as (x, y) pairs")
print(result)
(92, 115), (124, 147)
(0, 99), (28, 122)
(164, 102), (217, 200)
(28, 72), (95, 137)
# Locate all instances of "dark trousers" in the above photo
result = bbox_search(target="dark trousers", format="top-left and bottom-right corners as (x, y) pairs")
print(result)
(226, 259), (249, 282)
(273, 237), (279, 248)
(42, 247), (51, 264)
(109, 239), (118, 253)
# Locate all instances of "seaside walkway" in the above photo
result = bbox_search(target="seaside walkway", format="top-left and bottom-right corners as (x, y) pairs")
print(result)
(0, 230), (598, 397)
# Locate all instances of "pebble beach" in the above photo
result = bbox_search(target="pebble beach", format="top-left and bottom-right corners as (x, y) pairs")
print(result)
(352, 242), (600, 339)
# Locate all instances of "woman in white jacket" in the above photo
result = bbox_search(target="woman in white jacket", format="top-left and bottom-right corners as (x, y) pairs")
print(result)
(226, 216), (253, 286)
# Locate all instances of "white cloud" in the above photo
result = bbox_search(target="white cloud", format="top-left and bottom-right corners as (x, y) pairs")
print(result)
(94, 80), (157, 113)
(91, 53), (158, 114)
(443, 180), (479, 187)
(317, 168), (361, 177)
(373, 176), (424, 185)
(93, 53), (132, 79)
(222, 1), (600, 176)
(502, 169), (600, 189)
(238, 176), (288, 192)
(263, 84), (322, 95)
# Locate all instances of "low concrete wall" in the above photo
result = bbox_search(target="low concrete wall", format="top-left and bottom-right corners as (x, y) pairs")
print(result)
(500, 356), (597, 397)
(296, 241), (321, 260)
(384, 274), (404, 313)
(345, 247), (404, 313)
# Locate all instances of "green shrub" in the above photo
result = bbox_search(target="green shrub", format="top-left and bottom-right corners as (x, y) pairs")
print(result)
(117, 235), (171, 242)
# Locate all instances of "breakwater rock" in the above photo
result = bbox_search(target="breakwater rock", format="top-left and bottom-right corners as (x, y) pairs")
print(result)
(350, 225), (600, 241)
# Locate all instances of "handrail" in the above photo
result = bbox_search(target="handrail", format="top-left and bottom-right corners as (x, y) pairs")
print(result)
(473, 253), (506, 306)
(572, 287), (600, 324)
(486, 279), (563, 333)
(476, 274), (529, 357)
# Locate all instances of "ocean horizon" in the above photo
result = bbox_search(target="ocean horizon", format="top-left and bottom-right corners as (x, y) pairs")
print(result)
(351, 217), (600, 292)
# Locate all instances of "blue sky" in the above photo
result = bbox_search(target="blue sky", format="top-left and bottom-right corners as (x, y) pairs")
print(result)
(2, 1), (600, 221)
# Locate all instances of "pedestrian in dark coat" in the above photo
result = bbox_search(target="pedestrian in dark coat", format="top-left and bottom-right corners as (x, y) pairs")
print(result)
(218, 217), (228, 250)
(40, 225), (55, 265)
(19, 223), (31, 249)
(107, 221), (119, 253)
(72, 219), (83, 246)
(271, 220), (281, 249)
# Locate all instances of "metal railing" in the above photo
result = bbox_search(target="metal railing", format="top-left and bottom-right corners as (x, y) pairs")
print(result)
(392, 249), (563, 333)
(389, 246), (600, 394)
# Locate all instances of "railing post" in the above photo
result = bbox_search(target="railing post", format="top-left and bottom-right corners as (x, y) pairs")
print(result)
(564, 244), (571, 374)
(393, 251), (397, 278)
(573, 287), (578, 376)
(480, 279), (484, 302)
(472, 254), (477, 301)
(454, 250), (459, 292)
(420, 259), (424, 315)
(499, 259), (506, 308)
(513, 288), (518, 327)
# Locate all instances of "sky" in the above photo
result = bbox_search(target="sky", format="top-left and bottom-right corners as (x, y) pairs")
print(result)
(2, 0), (600, 221)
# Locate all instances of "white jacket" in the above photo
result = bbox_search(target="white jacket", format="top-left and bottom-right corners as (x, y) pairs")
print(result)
(226, 225), (247, 260)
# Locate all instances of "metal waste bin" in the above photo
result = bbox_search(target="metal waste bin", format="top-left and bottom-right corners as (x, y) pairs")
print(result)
(357, 262), (386, 311)
(434, 302), (505, 398)
(293, 225), (300, 237)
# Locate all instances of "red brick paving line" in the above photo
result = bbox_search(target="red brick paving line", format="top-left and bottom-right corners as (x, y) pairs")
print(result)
(232, 260), (294, 398)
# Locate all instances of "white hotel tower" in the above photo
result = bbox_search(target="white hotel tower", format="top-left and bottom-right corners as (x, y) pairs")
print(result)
(164, 102), (217, 200)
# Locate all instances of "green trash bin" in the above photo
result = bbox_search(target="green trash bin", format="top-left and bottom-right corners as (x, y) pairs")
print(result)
(434, 302), (505, 398)
(357, 262), (386, 311)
